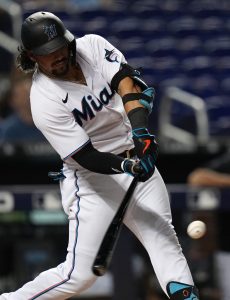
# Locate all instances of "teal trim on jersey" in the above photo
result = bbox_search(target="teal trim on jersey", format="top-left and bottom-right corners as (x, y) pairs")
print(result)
(29, 173), (81, 299)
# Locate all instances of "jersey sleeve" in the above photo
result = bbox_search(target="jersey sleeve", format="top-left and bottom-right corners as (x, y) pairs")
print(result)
(31, 91), (89, 160)
(87, 34), (127, 84)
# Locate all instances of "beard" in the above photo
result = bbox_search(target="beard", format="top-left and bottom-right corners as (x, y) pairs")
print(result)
(51, 58), (70, 77)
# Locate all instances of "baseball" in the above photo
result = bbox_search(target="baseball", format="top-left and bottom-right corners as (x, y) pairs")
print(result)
(187, 220), (206, 239)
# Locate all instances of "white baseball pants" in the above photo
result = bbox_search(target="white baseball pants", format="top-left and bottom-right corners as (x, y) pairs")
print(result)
(1, 168), (194, 299)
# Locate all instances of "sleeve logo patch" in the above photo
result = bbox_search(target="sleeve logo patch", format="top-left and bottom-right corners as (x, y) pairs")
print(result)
(104, 49), (119, 63)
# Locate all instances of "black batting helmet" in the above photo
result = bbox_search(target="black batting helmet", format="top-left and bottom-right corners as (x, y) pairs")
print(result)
(21, 11), (75, 55)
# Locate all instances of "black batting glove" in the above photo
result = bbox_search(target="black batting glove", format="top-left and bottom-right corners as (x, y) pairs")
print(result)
(121, 158), (154, 182)
(121, 159), (142, 176)
(132, 128), (158, 179)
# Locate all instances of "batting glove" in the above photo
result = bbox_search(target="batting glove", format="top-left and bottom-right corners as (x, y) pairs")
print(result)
(121, 158), (154, 182)
(121, 159), (142, 176)
(132, 128), (158, 177)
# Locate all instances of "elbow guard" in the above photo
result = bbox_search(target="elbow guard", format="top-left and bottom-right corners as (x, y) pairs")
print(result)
(111, 63), (155, 113)
(111, 63), (145, 91)
(122, 87), (155, 113)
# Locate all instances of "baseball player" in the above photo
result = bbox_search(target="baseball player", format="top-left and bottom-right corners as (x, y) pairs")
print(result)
(1, 12), (199, 300)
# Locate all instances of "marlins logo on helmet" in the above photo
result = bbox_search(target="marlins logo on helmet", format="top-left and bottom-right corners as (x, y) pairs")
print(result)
(43, 24), (58, 41)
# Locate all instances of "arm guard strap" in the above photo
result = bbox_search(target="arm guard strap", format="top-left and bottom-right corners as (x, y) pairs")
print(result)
(122, 87), (155, 113)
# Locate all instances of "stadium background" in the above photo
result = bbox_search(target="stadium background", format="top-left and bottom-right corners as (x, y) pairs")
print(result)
(0, 0), (230, 299)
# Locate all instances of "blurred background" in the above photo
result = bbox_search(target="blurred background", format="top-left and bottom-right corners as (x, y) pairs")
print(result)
(0, 0), (230, 299)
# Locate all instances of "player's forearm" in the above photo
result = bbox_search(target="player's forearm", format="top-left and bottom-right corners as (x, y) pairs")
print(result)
(71, 141), (146, 179)
(72, 142), (123, 174)
(117, 77), (143, 114)
(117, 76), (158, 178)
(117, 77), (149, 130)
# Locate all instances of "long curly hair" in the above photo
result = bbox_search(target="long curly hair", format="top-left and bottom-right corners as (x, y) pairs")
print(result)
(16, 46), (36, 73)
(16, 39), (76, 73)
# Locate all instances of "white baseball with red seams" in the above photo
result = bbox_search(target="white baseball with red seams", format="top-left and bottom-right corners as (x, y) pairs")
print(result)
(187, 220), (207, 239)
(0, 34), (195, 299)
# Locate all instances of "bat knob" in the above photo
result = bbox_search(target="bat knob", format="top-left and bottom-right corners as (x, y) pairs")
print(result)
(92, 265), (106, 276)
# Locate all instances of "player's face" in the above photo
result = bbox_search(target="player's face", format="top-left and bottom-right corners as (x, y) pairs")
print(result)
(33, 46), (71, 77)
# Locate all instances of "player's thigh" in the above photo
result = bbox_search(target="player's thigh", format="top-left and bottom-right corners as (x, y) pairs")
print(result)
(64, 171), (132, 256)
(130, 168), (171, 216)
(124, 168), (172, 235)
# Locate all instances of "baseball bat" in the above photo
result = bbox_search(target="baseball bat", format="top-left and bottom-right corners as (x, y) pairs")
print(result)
(92, 176), (139, 276)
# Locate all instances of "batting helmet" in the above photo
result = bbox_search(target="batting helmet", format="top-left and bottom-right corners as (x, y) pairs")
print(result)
(21, 11), (75, 55)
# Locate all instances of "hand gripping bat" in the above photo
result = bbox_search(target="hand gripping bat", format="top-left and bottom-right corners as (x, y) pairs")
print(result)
(92, 176), (139, 276)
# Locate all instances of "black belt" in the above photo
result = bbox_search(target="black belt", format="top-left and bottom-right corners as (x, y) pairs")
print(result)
(118, 148), (136, 159)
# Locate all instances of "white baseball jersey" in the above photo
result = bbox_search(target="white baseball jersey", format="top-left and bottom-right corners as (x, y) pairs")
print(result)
(31, 34), (133, 169)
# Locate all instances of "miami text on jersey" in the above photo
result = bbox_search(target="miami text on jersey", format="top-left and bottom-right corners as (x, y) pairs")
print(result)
(72, 86), (115, 126)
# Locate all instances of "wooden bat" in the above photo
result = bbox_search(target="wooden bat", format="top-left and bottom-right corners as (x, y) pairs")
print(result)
(92, 176), (139, 276)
